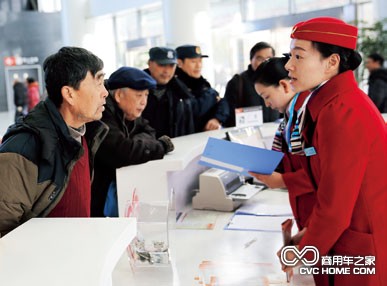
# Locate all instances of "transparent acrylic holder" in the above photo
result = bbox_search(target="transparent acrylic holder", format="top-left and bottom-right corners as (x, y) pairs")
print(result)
(125, 200), (170, 267)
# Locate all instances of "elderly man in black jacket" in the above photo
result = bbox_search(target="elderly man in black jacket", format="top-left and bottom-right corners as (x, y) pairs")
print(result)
(91, 67), (174, 217)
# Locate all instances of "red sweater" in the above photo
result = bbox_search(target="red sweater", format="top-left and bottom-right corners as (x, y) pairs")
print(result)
(48, 138), (91, 217)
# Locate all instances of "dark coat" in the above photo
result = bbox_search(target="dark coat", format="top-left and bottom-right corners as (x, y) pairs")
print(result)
(0, 99), (108, 235)
(368, 68), (387, 113)
(175, 67), (229, 132)
(142, 69), (196, 138)
(13, 81), (27, 107)
(223, 64), (280, 127)
(91, 94), (166, 216)
(13, 81), (28, 121)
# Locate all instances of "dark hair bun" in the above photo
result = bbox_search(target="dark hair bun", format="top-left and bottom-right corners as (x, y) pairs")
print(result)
(349, 50), (362, 71)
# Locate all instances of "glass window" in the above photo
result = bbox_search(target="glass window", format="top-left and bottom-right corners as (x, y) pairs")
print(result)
(37, 0), (61, 12)
(293, 0), (350, 13)
(242, 0), (289, 21)
(140, 6), (163, 37)
(115, 10), (138, 42)
(356, 1), (373, 25)
(125, 48), (151, 70)
(210, 0), (241, 27)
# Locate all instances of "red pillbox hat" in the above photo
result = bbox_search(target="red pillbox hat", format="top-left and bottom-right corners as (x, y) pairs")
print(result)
(291, 17), (358, 50)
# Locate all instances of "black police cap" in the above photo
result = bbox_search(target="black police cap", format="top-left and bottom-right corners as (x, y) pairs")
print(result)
(176, 45), (208, 60)
(149, 47), (177, 65)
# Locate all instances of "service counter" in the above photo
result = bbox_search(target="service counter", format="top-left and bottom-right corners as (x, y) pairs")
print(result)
(0, 218), (136, 286)
(113, 123), (314, 285)
(0, 123), (316, 286)
(116, 123), (279, 217)
(112, 189), (314, 286)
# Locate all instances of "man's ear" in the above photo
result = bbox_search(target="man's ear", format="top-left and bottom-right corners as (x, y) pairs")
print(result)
(114, 89), (122, 103)
(61, 86), (75, 106)
(177, 59), (183, 68)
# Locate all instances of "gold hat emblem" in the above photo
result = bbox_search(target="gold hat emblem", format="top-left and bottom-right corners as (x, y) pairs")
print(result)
(195, 46), (201, 55)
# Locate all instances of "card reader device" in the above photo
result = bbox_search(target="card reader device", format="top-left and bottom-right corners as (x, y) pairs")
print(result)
(192, 168), (264, 211)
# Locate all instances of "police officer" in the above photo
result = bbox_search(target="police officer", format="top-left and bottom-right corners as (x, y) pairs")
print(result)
(142, 47), (196, 138)
(175, 45), (229, 132)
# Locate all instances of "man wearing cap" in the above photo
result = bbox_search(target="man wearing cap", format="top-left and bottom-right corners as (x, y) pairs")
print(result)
(142, 47), (196, 138)
(175, 45), (229, 132)
(277, 17), (387, 286)
(90, 67), (174, 217)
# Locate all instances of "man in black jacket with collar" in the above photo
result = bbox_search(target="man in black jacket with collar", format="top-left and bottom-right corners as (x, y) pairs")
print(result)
(0, 47), (109, 235)
(142, 47), (196, 138)
(175, 45), (229, 132)
(223, 42), (280, 127)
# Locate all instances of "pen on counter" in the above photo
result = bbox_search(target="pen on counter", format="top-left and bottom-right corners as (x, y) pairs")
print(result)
(244, 237), (257, 248)
(281, 219), (293, 283)
(176, 212), (183, 222)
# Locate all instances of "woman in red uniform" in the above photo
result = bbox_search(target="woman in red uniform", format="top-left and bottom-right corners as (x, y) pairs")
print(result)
(250, 56), (316, 232)
(280, 17), (387, 286)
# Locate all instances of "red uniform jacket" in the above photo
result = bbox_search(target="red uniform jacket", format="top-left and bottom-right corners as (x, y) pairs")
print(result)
(298, 71), (387, 286)
(278, 91), (317, 230)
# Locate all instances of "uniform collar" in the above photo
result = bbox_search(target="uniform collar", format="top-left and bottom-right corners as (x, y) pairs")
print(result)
(307, 71), (356, 122)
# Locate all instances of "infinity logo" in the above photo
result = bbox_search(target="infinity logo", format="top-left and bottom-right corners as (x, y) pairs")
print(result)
(280, 246), (320, 267)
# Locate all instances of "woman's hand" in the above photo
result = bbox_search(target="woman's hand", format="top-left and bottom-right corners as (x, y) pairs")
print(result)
(248, 171), (286, 189)
(277, 244), (301, 272)
(277, 228), (307, 272)
(290, 227), (307, 245)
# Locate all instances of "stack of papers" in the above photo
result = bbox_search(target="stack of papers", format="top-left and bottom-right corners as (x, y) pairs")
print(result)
(225, 190), (293, 232)
(226, 215), (290, 232)
(235, 200), (292, 217)
(176, 210), (219, 230)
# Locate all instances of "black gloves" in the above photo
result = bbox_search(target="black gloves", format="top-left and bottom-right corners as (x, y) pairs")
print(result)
(158, 135), (174, 153)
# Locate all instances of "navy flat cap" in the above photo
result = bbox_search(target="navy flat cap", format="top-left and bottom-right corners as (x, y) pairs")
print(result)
(149, 47), (177, 64)
(107, 67), (156, 90)
(176, 45), (208, 60)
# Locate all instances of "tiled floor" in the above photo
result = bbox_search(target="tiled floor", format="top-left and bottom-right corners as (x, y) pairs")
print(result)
(0, 111), (14, 139)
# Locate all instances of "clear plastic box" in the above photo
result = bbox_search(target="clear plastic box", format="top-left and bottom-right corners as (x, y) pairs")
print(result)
(125, 200), (170, 267)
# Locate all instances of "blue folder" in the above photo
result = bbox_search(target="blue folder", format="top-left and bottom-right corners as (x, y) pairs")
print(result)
(198, 137), (284, 176)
